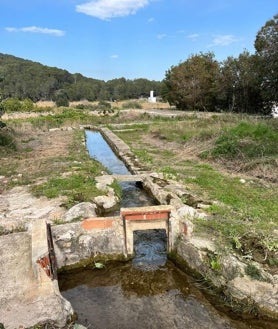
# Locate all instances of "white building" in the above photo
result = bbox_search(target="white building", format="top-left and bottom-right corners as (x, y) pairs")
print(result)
(148, 90), (156, 103)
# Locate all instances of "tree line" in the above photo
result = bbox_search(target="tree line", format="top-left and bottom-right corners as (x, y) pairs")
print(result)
(162, 13), (277, 115)
(0, 54), (162, 103)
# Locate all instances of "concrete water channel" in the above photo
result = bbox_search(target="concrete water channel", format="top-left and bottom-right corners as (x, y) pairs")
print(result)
(58, 129), (274, 329)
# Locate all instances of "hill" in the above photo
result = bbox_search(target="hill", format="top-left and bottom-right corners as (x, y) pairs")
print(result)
(0, 53), (162, 102)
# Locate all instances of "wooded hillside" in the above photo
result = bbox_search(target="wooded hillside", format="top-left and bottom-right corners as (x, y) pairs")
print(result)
(0, 53), (162, 102)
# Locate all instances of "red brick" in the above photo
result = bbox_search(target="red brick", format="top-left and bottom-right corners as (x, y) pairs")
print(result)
(123, 211), (169, 221)
(82, 218), (114, 230)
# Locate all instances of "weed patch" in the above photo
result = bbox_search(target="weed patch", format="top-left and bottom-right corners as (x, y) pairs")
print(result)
(245, 263), (265, 281)
(204, 121), (278, 159)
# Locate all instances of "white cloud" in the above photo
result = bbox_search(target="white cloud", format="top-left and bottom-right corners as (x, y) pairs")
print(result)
(5, 26), (65, 36)
(110, 54), (119, 58)
(148, 17), (154, 23)
(76, 0), (150, 20)
(209, 34), (238, 46)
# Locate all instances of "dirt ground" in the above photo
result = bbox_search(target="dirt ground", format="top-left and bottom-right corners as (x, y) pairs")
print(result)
(1, 124), (74, 184)
(0, 124), (75, 231)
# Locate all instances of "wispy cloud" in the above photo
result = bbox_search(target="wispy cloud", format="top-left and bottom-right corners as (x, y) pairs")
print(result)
(148, 17), (154, 23)
(209, 34), (238, 47)
(76, 0), (150, 20)
(157, 33), (167, 40)
(187, 33), (199, 40)
(110, 54), (119, 58)
(5, 26), (65, 36)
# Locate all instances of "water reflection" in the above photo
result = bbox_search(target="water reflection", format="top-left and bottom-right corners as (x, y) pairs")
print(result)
(85, 130), (130, 175)
(86, 129), (157, 210)
(59, 261), (252, 329)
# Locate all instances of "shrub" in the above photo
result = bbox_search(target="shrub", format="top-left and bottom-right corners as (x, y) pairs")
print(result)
(55, 97), (69, 107)
(0, 130), (16, 150)
(97, 101), (114, 114)
(2, 98), (22, 112)
(21, 98), (34, 112)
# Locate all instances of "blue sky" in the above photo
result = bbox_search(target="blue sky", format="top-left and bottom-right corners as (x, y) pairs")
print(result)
(0, 0), (277, 81)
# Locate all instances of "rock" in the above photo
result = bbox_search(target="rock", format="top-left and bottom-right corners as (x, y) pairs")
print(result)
(221, 255), (245, 280)
(228, 276), (278, 318)
(95, 175), (115, 191)
(74, 324), (87, 329)
(55, 230), (76, 242)
(64, 202), (97, 222)
(0, 232), (74, 328)
(0, 186), (65, 232)
(177, 204), (206, 219)
(93, 193), (119, 213)
(190, 236), (216, 252)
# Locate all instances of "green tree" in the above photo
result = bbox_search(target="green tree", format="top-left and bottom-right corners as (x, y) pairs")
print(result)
(254, 13), (278, 106)
(162, 52), (221, 111)
(220, 52), (263, 114)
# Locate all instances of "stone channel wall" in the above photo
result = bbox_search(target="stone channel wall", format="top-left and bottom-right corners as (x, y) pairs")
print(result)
(52, 217), (125, 268)
(0, 226), (73, 329)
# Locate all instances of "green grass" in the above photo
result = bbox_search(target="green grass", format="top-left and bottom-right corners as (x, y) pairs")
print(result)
(183, 162), (277, 242)
(245, 264), (265, 281)
(203, 121), (278, 159)
(133, 149), (154, 165)
(30, 129), (106, 208)
(32, 173), (102, 208)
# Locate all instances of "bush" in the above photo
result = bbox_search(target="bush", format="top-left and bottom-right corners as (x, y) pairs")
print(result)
(97, 101), (114, 114)
(2, 98), (22, 112)
(21, 98), (34, 112)
(0, 130), (16, 150)
(55, 97), (69, 107)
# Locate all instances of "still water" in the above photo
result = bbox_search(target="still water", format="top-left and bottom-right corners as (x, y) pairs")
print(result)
(59, 256), (270, 329)
(59, 130), (275, 329)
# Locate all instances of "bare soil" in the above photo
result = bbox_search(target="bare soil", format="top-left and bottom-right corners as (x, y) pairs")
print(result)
(1, 123), (74, 188)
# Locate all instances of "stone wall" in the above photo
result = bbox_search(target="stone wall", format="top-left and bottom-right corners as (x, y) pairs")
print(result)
(0, 228), (73, 329)
(52, 217), (125, 268)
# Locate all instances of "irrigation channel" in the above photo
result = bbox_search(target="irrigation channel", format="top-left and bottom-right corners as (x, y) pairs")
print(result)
(58, 130), (269, 329)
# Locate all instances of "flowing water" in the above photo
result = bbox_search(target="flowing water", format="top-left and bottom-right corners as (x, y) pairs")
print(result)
(85, 130), (156, 210)
(59, 130), (275, 329)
